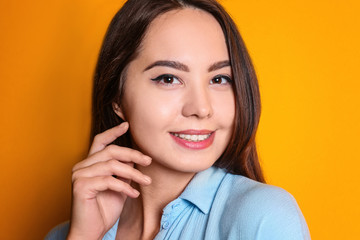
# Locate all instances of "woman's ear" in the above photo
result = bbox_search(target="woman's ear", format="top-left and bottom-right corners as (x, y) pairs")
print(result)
(112, 102), (126, 121)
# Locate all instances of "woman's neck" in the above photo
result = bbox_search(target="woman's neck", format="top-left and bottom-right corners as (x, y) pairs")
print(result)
(117, 161), (195, 240)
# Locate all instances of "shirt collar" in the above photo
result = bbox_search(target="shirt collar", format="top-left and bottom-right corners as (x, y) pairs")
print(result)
(178, 166), (227, 214)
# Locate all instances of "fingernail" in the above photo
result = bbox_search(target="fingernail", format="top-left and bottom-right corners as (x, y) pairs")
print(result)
(120, 122), (129, 128)
(133, 189), (140, 196)
(143, 175), (152, 184)
(143, 156), (152, 164)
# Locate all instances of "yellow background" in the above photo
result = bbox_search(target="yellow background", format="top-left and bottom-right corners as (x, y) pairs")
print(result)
(1, 0), (359, 239)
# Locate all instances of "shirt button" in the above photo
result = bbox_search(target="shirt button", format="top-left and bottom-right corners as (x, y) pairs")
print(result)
(172, 203), (180, 209)
(162, 221), (170, 230)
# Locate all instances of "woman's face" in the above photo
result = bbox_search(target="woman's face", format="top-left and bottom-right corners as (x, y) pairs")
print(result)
(115, 8), (235, 173)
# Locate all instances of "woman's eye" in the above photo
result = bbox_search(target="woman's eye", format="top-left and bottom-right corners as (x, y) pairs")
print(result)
(151, 74), (181, 85)
(210, 75), (232, 85)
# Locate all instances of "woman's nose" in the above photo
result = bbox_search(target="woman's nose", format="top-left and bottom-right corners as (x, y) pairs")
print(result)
(181, 85), (213, 119)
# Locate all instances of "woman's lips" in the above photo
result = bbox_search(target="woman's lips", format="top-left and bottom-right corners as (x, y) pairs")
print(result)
(170, 130), (215, 150)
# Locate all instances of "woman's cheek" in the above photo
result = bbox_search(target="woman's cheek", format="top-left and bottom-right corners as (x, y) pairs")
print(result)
(126, 91), (178, 147)
(212, 90), (235, 127)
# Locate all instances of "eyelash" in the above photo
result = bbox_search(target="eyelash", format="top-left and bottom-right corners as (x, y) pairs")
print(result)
(151, 74), (181, 85)
(151, 74), (233, 85)
(210, 75), (233, 85)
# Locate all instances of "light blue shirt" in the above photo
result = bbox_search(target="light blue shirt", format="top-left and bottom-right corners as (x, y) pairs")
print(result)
(45, 167), (310, 239)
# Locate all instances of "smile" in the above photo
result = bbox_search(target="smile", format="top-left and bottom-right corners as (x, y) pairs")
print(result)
(169, 130), (215, 150)
(171, 133), (211, 142)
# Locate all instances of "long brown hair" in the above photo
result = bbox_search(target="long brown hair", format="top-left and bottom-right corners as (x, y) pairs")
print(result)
(91, 0), (265, 183)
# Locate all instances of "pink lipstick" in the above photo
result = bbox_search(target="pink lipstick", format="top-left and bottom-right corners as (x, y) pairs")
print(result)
(170, 129), (215, 150)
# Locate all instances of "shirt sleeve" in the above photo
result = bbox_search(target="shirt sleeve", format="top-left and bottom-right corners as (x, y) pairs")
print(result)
(44, 219), (119, 240)
(253, 187), (311, 240)
(44, 221), (69, 240)
(225, 183), (311, 240)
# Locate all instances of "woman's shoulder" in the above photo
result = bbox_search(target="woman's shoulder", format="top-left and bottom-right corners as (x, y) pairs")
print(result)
(214, 172), (311, 239)
(223, 173), (299, 209)
(44, 221), (70, 240)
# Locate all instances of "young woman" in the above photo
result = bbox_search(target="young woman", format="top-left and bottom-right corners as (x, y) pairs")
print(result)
(46, 0), (310, 239)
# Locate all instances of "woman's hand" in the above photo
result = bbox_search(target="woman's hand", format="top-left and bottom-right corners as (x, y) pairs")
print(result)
(67, 122), (152, 240)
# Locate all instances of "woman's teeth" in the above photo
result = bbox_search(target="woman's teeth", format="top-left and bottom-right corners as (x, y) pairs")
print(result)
(172, 133), (211, 142)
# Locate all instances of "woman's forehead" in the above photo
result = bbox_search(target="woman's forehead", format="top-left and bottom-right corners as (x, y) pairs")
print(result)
(136, 8), (229, 67)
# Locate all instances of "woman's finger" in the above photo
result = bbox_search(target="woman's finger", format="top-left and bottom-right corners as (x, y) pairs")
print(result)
(73, 145), (152, 171)
(72, 175), (140, 199)
(88, 122), (129, 156)
(72, 159), (152, 186)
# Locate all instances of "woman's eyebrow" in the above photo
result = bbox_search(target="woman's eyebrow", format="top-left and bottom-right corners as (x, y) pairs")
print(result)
(143, 60), (189, 72)
(208, 60), (230, 72)
(143, 60), (230, 72)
